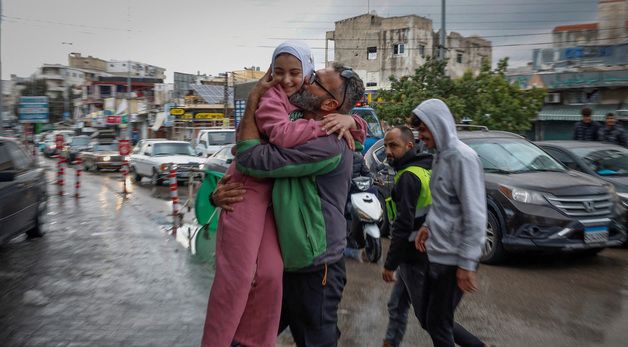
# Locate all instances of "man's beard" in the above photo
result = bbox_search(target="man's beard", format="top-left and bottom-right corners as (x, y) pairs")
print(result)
(289, 89), (327, 113)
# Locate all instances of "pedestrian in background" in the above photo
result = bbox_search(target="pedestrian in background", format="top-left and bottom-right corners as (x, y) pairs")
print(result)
(573, 107), (601, 141)
(411, 99), (487, 347)
(598, 112), (626, 147)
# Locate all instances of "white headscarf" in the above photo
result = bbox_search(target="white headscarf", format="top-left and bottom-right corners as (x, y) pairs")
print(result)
(271, 41), (315, 88)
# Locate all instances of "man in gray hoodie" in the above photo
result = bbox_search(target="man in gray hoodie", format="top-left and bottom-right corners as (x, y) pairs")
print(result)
(411, 99), (487, 347)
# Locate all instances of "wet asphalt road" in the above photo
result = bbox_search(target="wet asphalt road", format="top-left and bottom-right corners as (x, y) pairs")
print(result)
(1, 157), (628, 346)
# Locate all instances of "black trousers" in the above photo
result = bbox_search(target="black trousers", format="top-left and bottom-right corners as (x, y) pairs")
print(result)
(278, 260), (347, 347)
(397, 261), (484, 347)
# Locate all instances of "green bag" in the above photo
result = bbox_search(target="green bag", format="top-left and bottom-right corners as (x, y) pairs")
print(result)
(194, 170), (224, 232)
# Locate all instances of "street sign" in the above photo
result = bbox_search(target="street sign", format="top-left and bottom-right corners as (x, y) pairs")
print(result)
(118, 140), (131, 156)
(234, 99), (246, 127)
(55, 134), (65, 149)
(18, 96), (49, 123)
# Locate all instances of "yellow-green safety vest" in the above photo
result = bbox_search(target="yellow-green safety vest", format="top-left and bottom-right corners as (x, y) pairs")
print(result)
(385, 166), (432, 223)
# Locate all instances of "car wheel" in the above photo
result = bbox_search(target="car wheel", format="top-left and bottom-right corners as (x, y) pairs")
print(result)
(130, 166), (142, 183)
(480, 210), (506, 264)
(27, 193), (48, 238)
(151, 169), (162, 186)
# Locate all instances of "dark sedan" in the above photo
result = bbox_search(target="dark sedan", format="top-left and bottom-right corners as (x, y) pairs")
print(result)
(365, 129), (627, 264)
(80, 142), (125, 171)
(536, 141), (628, 208)
(0, 137), (48, 244)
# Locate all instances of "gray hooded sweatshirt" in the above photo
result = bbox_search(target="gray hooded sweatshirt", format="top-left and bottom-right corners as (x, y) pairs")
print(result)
(412, 99), (486, 271)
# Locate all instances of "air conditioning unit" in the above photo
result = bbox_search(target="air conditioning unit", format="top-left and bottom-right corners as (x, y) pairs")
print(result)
(545, 93), (561, 104)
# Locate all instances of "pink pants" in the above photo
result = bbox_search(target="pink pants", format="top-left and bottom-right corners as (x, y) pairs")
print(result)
(201, 166), (284, 347)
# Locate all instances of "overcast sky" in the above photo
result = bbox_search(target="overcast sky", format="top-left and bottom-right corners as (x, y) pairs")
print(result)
(1, 0), (599, 81)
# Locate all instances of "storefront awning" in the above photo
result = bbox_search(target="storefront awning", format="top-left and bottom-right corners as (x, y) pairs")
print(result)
(537, 104), (619, 121)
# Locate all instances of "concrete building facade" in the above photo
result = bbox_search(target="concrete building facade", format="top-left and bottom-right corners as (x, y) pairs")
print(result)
(552, 0), (628, 48)
(326, 13), (491, 91)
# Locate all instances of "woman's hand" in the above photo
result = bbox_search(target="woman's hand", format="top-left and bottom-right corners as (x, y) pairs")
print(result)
(321, 113), (357, 150)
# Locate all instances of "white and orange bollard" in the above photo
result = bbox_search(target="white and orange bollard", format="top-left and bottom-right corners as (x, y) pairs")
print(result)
(74, 157), (81, 198)
(57, 155), (65, 196)
(121, 159), (129, 194)
(169, 164), (180, 236)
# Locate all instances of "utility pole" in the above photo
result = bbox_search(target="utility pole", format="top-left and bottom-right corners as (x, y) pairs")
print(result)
(439, 0), (446, 61)
(223, 71), (228, 128)
(0, 0), (3, 130)
(126, 59), (131, 139)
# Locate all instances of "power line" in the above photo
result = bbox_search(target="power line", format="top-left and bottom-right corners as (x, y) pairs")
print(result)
(0, 15), (142, 33)
(258, 35), (628, 50)
(305, 0), (595, 8)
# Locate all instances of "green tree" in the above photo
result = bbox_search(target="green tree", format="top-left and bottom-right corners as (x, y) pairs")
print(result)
(374, 57), (455, 125)
(373, 57), (546, 133)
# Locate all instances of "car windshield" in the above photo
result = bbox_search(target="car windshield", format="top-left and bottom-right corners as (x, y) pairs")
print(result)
(571, 147), (628, 176)
(206, 132), (235, 145)
(466, 138), (565, 173)
(94, 143), (116, 152)
(70, 137), (90, 146)
(352, 109), (384, 138)
(153, 143), (195, 156)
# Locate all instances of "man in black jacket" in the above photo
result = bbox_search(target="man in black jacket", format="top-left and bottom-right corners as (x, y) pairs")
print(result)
(381, 126), (486, 347)
(599, 112), (626, 147)
(574, 107), (601, 141)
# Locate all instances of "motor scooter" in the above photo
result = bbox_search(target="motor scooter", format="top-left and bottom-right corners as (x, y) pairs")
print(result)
(347, 176), (384, 263)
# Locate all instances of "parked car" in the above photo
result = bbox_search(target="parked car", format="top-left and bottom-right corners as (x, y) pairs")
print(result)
(129, 140), (205, 185)
(537, 140), (628, 244)
(42, 138), (59, 157)
(203, 144), (235, 173)
(80, 142), (124, 171)
(536, 141), (628, 207)
(350, 105), (384, 153)
(195, 129), (236, 157)
(365, 128), (627, 264)
(61, 135), (92, 163)
(0, 137), (48, 244)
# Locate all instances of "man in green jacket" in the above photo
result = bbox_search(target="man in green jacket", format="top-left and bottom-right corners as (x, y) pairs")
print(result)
(215, 64), (365, 346)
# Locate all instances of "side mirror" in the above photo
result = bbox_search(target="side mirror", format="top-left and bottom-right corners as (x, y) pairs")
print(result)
(0, 171), (17, 182)
(144, 151), (151, 156)
(197, 152), (203, 157)
(226, 158), (233, 164)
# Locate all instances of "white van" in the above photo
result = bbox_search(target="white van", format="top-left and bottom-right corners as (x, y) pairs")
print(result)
(195, 129), (236, 157)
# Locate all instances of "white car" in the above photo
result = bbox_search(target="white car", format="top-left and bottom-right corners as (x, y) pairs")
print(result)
(129, 140), (205, 185)
(195, 129), (235, 157)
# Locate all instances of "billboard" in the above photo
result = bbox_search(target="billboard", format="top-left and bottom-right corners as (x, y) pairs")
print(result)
(18, 96), (49, 123)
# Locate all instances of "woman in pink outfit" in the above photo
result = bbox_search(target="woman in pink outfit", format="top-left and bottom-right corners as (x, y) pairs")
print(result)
(202, 42), (366, 347)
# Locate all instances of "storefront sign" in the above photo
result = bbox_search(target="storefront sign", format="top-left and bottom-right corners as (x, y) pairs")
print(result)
(170, 108), (185, 115)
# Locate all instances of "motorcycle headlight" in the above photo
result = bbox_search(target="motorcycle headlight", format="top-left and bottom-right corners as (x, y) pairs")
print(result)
(499, 185), (547, 205)
(353, 177), (372, 192)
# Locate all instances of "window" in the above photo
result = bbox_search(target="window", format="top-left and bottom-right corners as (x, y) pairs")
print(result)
(367, 47), (377, 60)
(543, 148), (577, 170)
(110, 64), (114, 67)
(366, 82), (377, 87)
(418, 44), (425, 58)
(456, 53), (463, 64)
(393, 43), (405, 55)
(5, 142), (32, 170)
(0, 143), (14, 171)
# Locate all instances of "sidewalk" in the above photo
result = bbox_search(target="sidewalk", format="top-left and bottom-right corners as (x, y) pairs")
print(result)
(0, 167), (212, 346)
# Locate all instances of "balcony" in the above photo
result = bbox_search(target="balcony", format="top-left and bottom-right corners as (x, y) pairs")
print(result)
(41, 73), (64, 80)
